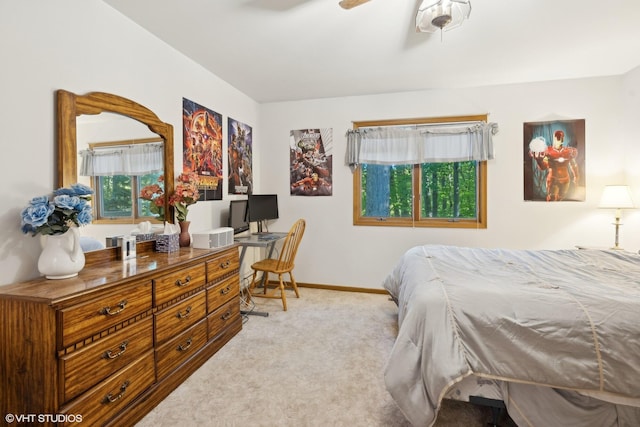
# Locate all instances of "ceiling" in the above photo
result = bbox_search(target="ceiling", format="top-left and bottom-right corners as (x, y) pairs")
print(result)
(104, 0), (640, 103)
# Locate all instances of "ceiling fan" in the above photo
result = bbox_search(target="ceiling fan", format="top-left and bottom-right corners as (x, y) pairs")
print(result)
(339, 0), (472, 34)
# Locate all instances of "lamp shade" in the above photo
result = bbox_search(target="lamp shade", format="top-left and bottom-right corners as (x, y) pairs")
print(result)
(598, 185), (635, 209)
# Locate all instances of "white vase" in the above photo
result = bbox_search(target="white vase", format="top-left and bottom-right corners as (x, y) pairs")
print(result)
(38, 228), (85, 279)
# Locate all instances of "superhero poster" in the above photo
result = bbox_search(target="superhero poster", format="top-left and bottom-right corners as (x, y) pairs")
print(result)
(228, 118), (253, 195)
(524, 119), (585, 202)
(290, 128), (333, 196)
(182, 98), (223, 200)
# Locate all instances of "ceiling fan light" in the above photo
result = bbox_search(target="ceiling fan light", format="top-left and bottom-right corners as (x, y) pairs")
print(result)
(416, 0), (471, 33)
(431, 13), (452, 29)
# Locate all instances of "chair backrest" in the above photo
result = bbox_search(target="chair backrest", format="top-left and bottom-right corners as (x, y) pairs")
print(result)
(275, 219), (306, 271)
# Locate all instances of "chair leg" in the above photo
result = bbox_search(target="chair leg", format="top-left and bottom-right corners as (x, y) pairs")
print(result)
(262, 271), (269, 295)
(289, 271), (300, 298)
(248, 270), (259, 293)
(278, 274), (288, 311)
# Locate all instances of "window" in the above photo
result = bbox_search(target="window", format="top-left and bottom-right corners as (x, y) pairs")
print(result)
(93, 172), (163, 223)
(80, 138), (165, 224)
(351, 115), (491, 229)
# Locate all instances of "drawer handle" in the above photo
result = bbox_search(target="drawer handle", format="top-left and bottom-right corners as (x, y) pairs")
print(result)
(100, 300), (128, 316)
(220, 310), (232, 321)
(177, 337), (193, 352)
(175, 275), (192, 287)
(103, 340), (129, 360)
(102, 380), (130, 404)
(220, 286), (232, 295)
(220, 260), (231, 269)
(176, 306), (192, 319)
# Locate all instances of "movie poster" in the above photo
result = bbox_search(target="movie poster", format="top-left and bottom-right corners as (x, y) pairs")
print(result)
(228, 118), (253, 195)
(524, 119), (585, 202)
(182, 98), (223, 200)
(290, 128), (333, 196)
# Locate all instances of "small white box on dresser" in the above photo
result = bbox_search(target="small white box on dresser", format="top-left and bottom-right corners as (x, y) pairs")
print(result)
(192, 227), (234, 249)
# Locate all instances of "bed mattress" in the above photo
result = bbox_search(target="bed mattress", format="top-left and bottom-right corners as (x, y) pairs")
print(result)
(383, 245), (640, 426)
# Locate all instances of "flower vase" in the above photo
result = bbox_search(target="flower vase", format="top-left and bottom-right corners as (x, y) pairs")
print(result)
(38, 227), (85, 279)
(178, 221), (191, 247)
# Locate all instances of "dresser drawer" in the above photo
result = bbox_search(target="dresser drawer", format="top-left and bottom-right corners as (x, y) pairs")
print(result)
(154, 291), (207, 345)
(60, 281), (152, 348)
(60, 351), (155, 427)
(155, 318), (208, 380)
(207, 298), (240, 340)
(154, 263), (206, 306)
(207, 275), (239, 312)
(60, 317), (153, 403)
(206, 249), (239, 283)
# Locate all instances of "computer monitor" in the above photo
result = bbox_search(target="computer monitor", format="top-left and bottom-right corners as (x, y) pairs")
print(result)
(247, 194), (278, 232)
(228, 199), (249, 235)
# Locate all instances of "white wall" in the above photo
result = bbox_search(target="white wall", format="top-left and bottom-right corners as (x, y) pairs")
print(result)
(1, 1), (639, 290)
(0, 0), (259, 284)
(260, 73), (640, 289)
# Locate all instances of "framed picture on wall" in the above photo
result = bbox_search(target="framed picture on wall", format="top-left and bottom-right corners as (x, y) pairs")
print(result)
(524, 119), (585, 202)
(182, 98), (223, 200)
(290, 128), (333, 196)
(228, 118), (253, 195)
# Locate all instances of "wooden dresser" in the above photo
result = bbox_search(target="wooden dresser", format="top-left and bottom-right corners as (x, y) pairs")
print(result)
(0, 242), (241, 426)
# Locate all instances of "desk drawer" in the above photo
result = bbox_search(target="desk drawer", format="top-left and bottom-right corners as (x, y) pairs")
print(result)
(60, 351), (155, 427)
(207, 298), (240, 340)
(60, 317), (153, 403)
(154, 291), (207, 345)
(154, 263), (206, 306)
(60, 282), (152, 348)
(207, 275), (239, 313)
(206, 250), (239, 283)
(155, 318), (208, 380)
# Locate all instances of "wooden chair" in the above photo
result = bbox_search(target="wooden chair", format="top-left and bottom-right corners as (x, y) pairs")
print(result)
(248, 219), (306, 311)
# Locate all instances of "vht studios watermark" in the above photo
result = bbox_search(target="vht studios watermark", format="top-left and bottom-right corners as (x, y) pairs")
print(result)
(5, 413), (83, 424)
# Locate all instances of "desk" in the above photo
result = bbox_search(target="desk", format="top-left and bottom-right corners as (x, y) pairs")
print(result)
(235, 232), (287, 317)
(235, 232), (288, 268)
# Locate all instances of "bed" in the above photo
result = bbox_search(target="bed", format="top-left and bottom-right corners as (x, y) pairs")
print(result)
(382, 245), (640, 426)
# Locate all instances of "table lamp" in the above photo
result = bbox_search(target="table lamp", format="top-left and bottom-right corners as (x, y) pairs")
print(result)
(598, 185), (635, 249)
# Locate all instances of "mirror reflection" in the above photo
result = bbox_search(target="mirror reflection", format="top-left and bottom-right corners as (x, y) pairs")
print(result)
(77, 113), (164, 224)
(57, 90), (175, 251)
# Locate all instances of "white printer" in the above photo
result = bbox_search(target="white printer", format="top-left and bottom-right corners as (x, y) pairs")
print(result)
(192, 227), (234, 249)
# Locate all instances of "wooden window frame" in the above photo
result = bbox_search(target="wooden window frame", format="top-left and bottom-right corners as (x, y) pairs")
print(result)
(352, 114), (488, 229)
(93, 175), (157, 224)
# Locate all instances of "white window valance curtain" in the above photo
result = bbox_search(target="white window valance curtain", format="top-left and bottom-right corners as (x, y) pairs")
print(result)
(79, 142), (164, 176)
(345, 121), (498, 170)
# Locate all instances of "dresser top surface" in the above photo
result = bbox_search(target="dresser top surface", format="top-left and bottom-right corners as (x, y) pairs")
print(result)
(0, 245), (238, 304)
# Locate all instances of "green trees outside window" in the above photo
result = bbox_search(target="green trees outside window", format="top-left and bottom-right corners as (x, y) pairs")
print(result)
(94, 172), (163, 222)
(352, 115), (487, 229)
(361, 162), (478, 220)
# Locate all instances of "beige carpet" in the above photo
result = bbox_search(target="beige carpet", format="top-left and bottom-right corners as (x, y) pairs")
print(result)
(136, 287), (505, 427)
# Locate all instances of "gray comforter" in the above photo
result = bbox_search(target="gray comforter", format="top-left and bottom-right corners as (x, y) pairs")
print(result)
(383, 245), (640, 426)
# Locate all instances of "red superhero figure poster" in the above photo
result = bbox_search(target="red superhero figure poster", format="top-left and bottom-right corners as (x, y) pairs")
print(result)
(182, 98), (223, 200)
(524, 119), (585, 202)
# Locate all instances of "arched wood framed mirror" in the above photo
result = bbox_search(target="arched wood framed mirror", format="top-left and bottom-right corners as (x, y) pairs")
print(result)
(57, 90), (175, 224)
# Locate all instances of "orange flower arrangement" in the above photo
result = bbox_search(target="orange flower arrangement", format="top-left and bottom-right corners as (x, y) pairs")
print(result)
(169, 172), (200, 222)
(139, 175), (165, 219)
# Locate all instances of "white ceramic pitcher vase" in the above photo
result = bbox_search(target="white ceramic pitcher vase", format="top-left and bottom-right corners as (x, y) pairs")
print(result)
(38, 227), (85, 279)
